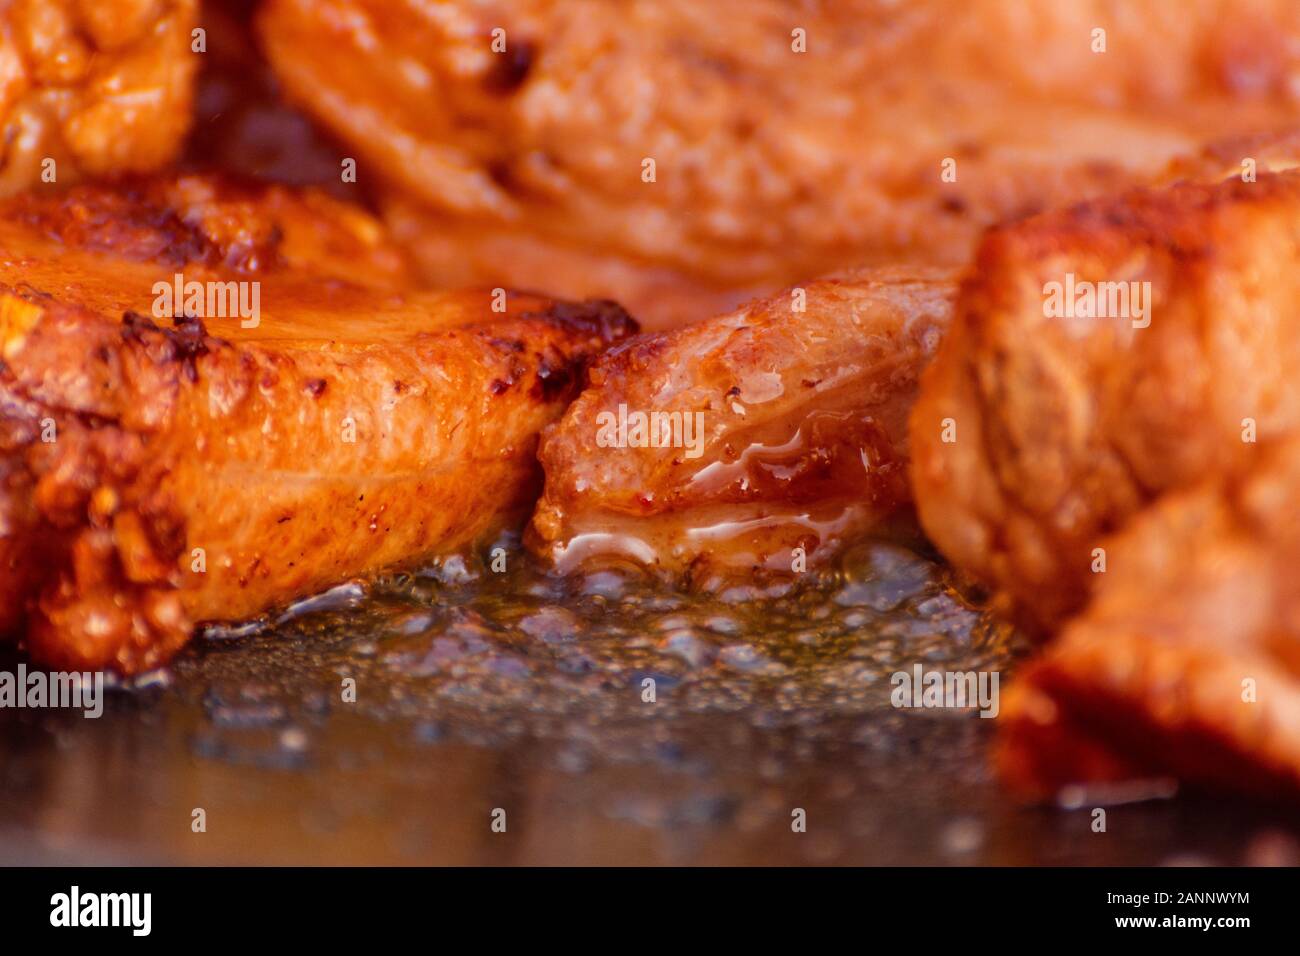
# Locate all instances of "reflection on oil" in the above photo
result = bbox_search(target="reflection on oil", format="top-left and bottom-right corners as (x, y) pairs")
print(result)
(0, 539), (1294, 865)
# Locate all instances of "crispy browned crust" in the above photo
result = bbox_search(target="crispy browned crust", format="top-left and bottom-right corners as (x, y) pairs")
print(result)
(528, 266), (956, 584)
(0, 176), (634, 673)
(997, 439), (1300, 801)
(911, 165), (1300, 633)
(255, 0), (1300, 328)
(1, 173), (413, 285)
(0, 1), (198, 194)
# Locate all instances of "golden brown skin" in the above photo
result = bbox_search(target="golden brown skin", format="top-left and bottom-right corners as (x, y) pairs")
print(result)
(0, 176), (634, 673)
(0, 0), (198, 194)
(998, 439), (1300, 801)
(255, 0), (1300, 328)
(529, 267), (956, 586)
(911, 164), (1300, 634)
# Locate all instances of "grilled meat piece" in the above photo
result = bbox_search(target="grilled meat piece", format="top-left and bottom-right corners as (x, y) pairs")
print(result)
(255, 0), (1299, 328)
(0, 0), (198, 194)
(528, 266), (956, 585)
(998, 438), (1300, 801)
(0, 176), (634, 673)
(910, 162), (1300, 633)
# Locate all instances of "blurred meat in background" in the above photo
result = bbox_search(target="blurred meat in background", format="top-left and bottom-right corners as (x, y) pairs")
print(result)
(998, 437), (1300, 801)
(0, 0), (198, 195)
(257, 0), (1300, 328)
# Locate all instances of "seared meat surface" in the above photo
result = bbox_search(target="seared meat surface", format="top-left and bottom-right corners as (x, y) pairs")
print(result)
(901, 136), (1300, 798)
(0, 0), (198, 194)
(255, 0), (1300, 328)
(0, 176), (633, 673)
(529, 267), (955, 584)
(998, 439), (1300, 801)
(911, 163), (1300, 633)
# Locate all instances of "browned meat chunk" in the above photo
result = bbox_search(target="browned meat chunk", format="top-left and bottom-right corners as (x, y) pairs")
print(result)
(0, 176), (633, 672)
(529, 267), (955, 586)
(911, 161), (1300, 632)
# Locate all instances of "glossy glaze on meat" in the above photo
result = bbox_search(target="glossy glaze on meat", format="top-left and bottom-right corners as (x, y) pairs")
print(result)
(254, 0), (1300, 328)
(0, 1), (198, 194)
(529, 267), (955, 587)
(0, 176), (634, 673)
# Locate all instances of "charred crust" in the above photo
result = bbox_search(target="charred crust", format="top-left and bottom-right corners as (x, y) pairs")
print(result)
(593, 331), (667, 382)
(986, 169), (1300, 265)
(1, 175), (291, 274)
(121, 311), (212, 383)
(528, 299), (639, 345)
(483, 38), (536, 93)
(305, 377), (328, 397)
(531, 346), (577, 402)
(485, 160), (516, 191)
(489, 354), (529, 396)
(7, 283), (56, 306)
(120, 310), (159, 335)
(11, 184), (220, 269)
(939, 195), (967, 215)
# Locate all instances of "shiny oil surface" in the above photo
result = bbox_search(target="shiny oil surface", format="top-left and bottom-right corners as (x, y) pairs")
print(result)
(1, 539), (1296, 865)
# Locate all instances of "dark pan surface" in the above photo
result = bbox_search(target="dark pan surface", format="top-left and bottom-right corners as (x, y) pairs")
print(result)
(1, 540), (1297, 865)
